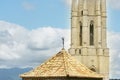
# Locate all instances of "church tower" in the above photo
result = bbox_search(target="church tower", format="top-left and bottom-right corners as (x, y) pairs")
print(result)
(69, 0), (109, 79)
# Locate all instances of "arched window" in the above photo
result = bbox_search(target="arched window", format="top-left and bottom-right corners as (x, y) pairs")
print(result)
(90, 20), (94, 45)
(80, 21), (82, 46)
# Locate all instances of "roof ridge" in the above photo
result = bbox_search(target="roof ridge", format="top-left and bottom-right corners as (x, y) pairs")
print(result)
(62, 50), (69, 76)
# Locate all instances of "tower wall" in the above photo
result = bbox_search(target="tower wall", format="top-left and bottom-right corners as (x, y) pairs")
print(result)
(69, 0), (109, 80)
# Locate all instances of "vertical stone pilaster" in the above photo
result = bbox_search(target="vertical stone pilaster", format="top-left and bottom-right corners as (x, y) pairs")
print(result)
(101, 0), (106, 16)
(78, 0), (83, 13)
(102, 18), (107, 48)
(101, 0), (107, 48)
(82, 0), (88, 47)
(96, 0), (102, 48)
(78, 0), (83, 47)
(71, 0), (78, 48)
(71, 0), (77, 11)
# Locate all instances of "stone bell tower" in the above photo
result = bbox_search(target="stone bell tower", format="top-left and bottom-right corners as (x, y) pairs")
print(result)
(69, 0), (109, 79)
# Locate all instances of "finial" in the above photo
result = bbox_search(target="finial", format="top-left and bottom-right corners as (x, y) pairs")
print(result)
(62, 37), (64, 49)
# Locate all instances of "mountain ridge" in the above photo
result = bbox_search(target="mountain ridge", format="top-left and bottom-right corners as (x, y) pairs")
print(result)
(0, 68), (32, 80)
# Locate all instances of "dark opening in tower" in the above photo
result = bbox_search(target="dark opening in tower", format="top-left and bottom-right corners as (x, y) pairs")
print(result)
(80, 21), (82, 46)
(90, 20), (94, 45)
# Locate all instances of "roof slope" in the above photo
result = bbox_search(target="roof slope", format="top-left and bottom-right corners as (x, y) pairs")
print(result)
(20, 49), (103, 78)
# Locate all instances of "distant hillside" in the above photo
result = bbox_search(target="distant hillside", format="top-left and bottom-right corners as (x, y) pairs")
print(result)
(0, 68), (32, 80)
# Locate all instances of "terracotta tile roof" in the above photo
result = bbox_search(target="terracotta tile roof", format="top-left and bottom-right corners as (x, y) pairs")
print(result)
(20, 48), (104, 78)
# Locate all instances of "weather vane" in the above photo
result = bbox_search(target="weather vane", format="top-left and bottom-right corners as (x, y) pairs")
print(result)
(62, 37), (64, 49)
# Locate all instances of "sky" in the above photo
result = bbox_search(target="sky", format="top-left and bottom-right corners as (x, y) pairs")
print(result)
(0, 0), (70, 29)
(0, 0), (120, 79)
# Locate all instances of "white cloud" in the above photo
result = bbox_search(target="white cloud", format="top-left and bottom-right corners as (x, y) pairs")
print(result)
(0, 21), (70, 68)
(108, 0), (120, 10)
(22, 2), (35, 11)
(107, 31), (120, 78)
(64, 0), (71, 6)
